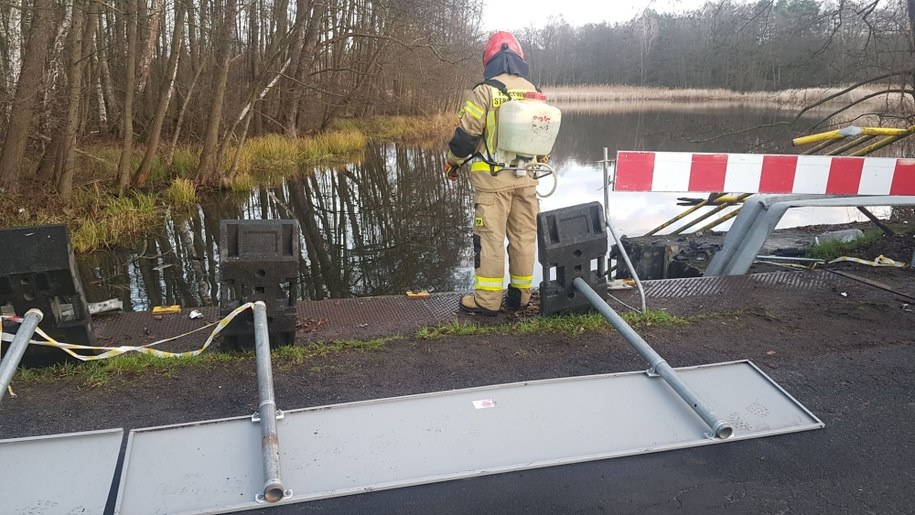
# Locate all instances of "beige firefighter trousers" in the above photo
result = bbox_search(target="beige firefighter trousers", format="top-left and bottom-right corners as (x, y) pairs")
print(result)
(472, 185), (539, 310)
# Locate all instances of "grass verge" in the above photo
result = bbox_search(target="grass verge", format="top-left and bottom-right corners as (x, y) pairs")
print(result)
(12, 337), (403, 387)
(416, 310), (686, 340)
(273, 337), (403, 367)
(14, 352), (240, 388)
(7, 310), (692, 387)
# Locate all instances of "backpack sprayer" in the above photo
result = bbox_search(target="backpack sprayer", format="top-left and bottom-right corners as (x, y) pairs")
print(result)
(464, 89), (562, 198)
(494, 91), (561, 198)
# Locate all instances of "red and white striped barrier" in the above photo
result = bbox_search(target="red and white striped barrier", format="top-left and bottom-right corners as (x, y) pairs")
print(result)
(614, 151), (915, 195)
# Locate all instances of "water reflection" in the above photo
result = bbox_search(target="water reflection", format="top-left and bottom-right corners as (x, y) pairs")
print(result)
(79, 144), (475, 310)
(77, 107), (896, 310)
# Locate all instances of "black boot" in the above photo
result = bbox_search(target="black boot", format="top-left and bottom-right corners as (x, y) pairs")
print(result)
(505, 286), (529, 309)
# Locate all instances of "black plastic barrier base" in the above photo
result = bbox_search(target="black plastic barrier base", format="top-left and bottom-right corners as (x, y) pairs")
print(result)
(0, 224), (94, 365)
(219, 220), (299, 350)
(537, 203), (608, 316)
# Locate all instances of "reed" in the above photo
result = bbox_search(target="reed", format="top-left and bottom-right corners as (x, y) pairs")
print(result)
(300, 130), (366, 164)
(70, 191), (160, 252)
(544, 84), (913, 116)
(230, 172), (256, 192)
(170, 146), (199, 178)
(166, 178), (197, 206)
(241, 134), (301, 175)
(333, 114), (453, 144)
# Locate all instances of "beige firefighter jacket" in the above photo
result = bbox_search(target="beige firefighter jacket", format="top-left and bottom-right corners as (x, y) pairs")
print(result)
(448, 73), (540, 193)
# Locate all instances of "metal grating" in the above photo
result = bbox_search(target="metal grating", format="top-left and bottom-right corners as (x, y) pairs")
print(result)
(85, 272), (852, 350)
(296, 293), (463, 341)
(77, 295), (466, 352)
(91, 306), (221, 353)
(642, 271), (846, 299)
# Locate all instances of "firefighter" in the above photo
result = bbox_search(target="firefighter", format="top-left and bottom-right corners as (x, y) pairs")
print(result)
(444, 32), (541, 316)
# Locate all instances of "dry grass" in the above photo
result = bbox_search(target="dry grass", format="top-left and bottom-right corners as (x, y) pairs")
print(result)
(333, 114), (454, 145)
(238, 134), (301, 175)
(544, 84), (914, 117)
(170, 147), (198, 178)
(165, 178), (197, 206)
(300, 130), (366, 163)
(69, 190), (160, 252)
(230, 172), (256, 192)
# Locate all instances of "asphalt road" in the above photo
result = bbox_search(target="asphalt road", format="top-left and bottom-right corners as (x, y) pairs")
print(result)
(254, 342), (914, 515)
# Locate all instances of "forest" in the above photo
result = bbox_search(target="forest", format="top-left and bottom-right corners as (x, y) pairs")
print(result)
(0, 0), (912, 198)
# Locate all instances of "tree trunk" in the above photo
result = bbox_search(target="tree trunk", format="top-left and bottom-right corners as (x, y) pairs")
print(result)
(136, 0), (163, 96)
(165, 65), (202, 169)
(117, 0), (139, 192)
(214, 56), (291, 171)
(35, 132), (63, 184)
(92, 37), (108, 130)
(4, 0), (22, 92)
(57, 0), (89, 201)
(135, 2), (185, 186)
(0, 0), (55, 193)
(96, 10), (119, 127)
(908, 0), (915, 52)
(195, 0), (237, 187)
(284, 0), (324, 137)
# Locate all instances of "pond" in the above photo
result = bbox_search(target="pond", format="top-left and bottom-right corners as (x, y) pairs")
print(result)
(77, 106), (900, 311)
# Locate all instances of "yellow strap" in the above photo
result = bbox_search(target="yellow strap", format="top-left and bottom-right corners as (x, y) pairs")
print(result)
(470, 161), (500, 173)
(486, 110), (496, 155)
(827, 255), (907, 268)
(510, 275), (533, 288)
(0, 302), (256, 361)
(474, 276), (503, 291)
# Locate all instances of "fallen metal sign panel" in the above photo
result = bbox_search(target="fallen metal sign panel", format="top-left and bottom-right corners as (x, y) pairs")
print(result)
(117, 360), (823, 515)
(0, 428), (123, 515)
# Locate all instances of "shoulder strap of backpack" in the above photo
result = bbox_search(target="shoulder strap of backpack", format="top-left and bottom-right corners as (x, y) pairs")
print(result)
(478, 79), (511, 99)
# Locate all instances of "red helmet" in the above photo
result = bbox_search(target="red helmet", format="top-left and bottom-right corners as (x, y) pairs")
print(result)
(483, 32), (524, 66)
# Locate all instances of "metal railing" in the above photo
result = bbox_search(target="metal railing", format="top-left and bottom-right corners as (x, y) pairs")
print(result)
(253, 301), (289, 503)
(0, 309), (44, 404)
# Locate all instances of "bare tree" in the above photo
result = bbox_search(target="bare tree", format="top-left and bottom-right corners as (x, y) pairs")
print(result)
(195, 0), (238, 186)
(116, 0), (139, 192)
(3, 0), (22, 93)
(0, 0), (55, 193)
(135, 0), (186, 186)
(57, 0), (90, 200)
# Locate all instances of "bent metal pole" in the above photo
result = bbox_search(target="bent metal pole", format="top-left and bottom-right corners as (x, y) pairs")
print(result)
(253, 301), (287, 502)
(0, 308), (44, 404)
(572, 278), (734, 439)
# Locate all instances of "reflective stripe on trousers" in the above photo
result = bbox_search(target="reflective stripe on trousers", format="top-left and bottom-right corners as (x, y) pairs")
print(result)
(471, 186), (539, 311)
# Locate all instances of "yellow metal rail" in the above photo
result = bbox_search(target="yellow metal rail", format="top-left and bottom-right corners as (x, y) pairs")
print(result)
(792, 126), (914, 146)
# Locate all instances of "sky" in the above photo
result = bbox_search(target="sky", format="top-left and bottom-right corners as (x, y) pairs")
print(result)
(483, 0), (711, 32)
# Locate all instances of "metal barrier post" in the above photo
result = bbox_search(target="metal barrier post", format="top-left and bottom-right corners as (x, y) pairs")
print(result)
(572, 278), (733, 439)
(0, 309), (44, 403)
(253, 301), (287, 503)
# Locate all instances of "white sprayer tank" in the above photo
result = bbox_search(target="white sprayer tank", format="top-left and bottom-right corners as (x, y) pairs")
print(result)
(496, 92), (562, 159)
